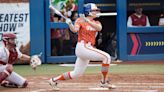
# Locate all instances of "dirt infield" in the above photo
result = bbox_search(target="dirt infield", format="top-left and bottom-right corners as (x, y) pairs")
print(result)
(1, 61), (164, 92)
(0, 74), (164, 92)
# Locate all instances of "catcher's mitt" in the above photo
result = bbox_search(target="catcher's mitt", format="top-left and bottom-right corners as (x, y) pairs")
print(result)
(30, 55), (41, 69)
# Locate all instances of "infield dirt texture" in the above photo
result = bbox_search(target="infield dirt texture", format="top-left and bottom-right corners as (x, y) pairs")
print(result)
(1, 61), (164, 92)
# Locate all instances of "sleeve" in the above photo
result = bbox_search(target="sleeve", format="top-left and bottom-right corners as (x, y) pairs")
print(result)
(16, 48), (23, 59)
(127, 16), (133, 27)
(159, 18), (164, 26)
(146, 16), (151, 26)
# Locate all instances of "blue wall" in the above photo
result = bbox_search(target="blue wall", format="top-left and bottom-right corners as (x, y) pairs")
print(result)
(29, 0), (46, 63)
(30, 0), (164, 62)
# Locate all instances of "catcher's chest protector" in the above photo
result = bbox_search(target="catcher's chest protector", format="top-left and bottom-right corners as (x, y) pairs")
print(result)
(8, 49), (18, 64)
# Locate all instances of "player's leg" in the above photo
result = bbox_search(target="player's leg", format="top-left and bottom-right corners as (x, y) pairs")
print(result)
(0, 64), (13, 83)
(77, 43), (111, 83)
(3, 72), (28, 88)
(88, 49), (111, 83)
(50, 57), (89, 82)
(81, 43), (115, 88)
(48, 57), (89, 90)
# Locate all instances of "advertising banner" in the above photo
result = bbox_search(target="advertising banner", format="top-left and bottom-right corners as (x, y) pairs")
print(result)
(127, 33), (164, 55)
(0, 3), (30, 63)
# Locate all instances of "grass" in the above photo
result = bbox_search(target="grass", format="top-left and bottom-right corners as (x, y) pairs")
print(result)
(13, 63), (164, 77)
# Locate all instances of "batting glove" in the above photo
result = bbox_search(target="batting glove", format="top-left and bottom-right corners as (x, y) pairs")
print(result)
(65, 18), (72, 25)
(79, 14), (90, 22)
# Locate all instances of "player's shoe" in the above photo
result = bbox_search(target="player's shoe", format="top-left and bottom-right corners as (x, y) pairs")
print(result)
(1, 81), (19, 88)
(48, 78), (60, 91)
(100, 81), (116, 89)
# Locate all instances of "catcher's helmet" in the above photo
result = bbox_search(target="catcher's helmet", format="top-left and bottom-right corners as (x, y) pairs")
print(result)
(2, 33), (16, 40)
(84, 3), (100, 16)
(2, 33), (17, 47)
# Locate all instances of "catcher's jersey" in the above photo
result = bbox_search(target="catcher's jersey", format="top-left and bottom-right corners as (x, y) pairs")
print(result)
(0, 47), (22, 64)
(75, 18), (101, 46)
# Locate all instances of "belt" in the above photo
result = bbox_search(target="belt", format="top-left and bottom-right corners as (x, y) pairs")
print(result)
(78, 40), (92, 46)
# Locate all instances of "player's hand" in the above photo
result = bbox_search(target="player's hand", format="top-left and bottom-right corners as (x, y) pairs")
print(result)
(65, 18), (72, 25)
(79, 14), (90, 22)
(30, 53), (42, 70)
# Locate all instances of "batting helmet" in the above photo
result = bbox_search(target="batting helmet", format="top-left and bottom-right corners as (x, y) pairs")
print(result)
(2, 33), (17, 48)
(84, 3), (100, 16)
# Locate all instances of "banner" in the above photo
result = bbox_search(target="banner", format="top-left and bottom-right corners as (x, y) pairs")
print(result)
(0, 3), (30, 55)
(127, 33), (164, 55)
(0, 3), (30, 64)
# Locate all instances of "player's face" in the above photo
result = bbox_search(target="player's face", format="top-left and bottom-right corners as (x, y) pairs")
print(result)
(90, 9), (100, 18)
(7, 38), (17, 47)
(135, 8), (142, 15)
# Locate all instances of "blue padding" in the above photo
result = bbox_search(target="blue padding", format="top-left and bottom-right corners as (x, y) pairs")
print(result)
(30, 0), (45, 63)
(50, 22), (69, 28)
(116, 0), (127, 60)
(127, 26), (164, 33)
(128, 54), (164, 61)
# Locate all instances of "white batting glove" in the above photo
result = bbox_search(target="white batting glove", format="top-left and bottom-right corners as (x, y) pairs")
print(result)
(65, 18), (72, 25)
(79, 14), (90, 22)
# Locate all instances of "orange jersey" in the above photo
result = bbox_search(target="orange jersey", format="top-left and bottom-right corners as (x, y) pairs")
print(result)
(75, 18), (101, 46)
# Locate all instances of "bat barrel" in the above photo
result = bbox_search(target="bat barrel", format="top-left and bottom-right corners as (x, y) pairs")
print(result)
(97, 12), (117, 16)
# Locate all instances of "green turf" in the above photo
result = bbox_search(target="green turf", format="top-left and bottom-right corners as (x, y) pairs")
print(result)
(13, 64), (164, 76)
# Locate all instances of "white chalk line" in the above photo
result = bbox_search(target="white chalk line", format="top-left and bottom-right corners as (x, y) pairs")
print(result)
(29, 82), (164, 85)
(30, 88), (159, 92)
(30, 82), (164, 92)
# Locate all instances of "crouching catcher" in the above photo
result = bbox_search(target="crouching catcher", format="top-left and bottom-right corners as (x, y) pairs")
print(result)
(0, 33), (41, 88)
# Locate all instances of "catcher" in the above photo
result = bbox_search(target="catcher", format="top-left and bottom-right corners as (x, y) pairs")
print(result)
(0, 33), (41, 88)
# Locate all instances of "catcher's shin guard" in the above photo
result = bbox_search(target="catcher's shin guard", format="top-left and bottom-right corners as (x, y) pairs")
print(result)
(1, 80), (28, 88)
(22, 80), (28, 88)
(1, 81), (18, 88)
(0, 72), (9, 83)
(0, 65), (13, 83)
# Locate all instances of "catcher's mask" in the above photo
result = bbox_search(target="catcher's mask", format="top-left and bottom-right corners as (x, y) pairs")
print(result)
(2, 33), (17, 48)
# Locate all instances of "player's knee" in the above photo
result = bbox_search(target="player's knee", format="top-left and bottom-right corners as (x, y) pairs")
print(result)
(6, 64), (13, 74)
(71, 71), (84, 78)
(22, 80), (28, 88)
(103, 54), (111, 64)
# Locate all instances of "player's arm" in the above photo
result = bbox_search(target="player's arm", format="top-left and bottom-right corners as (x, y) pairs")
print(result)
(16, 48), (30, 61)
(19, 54), (31, 61)
(79, 14), (102, 31)
(146, 16), (151, 26)
(68, 23), (79, 33)
(87, 20), (102, 31)
(66, 18), (80, 33)
(127, 16), (133, 27)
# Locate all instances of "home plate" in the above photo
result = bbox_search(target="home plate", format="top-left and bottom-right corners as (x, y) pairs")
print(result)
(89, 87), (109, 90)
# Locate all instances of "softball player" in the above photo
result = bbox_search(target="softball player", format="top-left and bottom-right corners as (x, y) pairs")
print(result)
(0, 33), (30, 88)
(48, 3), (116, 90)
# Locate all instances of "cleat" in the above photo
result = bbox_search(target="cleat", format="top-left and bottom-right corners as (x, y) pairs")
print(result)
(100, 81), (116, 89)
(48, 79), (60, 91)
(1, 81), (19, 88)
